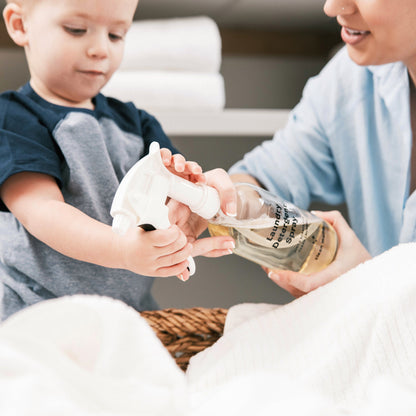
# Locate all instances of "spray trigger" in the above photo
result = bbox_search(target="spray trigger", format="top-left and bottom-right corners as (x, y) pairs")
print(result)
(110, 142), (221, 278)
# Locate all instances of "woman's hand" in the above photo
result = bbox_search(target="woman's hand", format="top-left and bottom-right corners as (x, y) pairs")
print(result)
(267, 210), (372, 297)
(167, 168), (237, 280)
(169, 199), (235, 259)
(169, 168), (237, 257)
(204, 168), (237, 217)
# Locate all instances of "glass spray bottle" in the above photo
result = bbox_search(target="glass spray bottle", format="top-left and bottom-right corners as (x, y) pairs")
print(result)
(208, 183), (338, 274)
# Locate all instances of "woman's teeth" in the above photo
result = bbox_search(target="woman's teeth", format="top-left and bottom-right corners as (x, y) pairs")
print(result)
(345, 28), (368, 36)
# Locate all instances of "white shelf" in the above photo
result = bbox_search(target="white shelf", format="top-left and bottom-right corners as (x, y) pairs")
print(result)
(152, 108), (290, 137)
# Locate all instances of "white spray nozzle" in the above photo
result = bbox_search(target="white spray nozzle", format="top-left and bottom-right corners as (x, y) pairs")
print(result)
(110, 141), (221, 277)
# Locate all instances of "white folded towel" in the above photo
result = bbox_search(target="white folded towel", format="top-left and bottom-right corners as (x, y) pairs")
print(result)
(103, 70), (225, 111)
(120, 16), (222, 73)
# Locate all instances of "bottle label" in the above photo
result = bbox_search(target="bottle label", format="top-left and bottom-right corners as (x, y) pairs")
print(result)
(263, 202), (319, 252)
(267, 202), (297, 247)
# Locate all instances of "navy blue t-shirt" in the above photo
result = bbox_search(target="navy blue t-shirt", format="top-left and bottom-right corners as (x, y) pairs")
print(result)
(0, 83), (178, 319)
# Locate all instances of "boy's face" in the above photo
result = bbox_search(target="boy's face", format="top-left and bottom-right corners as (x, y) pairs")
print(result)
(22, 0), (138, 108)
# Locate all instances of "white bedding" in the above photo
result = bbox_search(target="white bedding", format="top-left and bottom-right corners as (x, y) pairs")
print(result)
(1, 243), (416, 415)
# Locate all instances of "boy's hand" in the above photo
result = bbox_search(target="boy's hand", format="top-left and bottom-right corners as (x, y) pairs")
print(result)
(116, 223), (194, 279)
(266, 210), (372, 297)
(160, 148), (205, 184)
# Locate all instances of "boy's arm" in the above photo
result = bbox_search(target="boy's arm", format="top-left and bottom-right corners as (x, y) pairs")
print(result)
(0, 172), (192, 277)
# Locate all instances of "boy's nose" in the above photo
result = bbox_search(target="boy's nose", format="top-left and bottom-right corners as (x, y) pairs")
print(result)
(87, 34), (110, 59)
(323, 0), (355, 17)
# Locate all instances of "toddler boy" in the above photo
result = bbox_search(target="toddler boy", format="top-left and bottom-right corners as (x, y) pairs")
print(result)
(0, 0), (235, 319)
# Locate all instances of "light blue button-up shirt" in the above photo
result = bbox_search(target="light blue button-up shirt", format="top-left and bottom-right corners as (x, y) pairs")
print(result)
(230, 47), (415, 256)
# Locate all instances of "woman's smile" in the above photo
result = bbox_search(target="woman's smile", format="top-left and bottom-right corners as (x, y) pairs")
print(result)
(341, 26), (370, 46)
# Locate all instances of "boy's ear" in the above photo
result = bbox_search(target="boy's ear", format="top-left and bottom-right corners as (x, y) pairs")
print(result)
(3, 3), (28, 47)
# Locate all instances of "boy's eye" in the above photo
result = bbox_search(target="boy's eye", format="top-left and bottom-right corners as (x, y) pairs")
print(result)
(109, 33), (123, 41)
(64, 26), (86, 36)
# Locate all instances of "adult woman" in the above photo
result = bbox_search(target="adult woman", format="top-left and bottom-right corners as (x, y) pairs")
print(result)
(227, 0), (416, 296)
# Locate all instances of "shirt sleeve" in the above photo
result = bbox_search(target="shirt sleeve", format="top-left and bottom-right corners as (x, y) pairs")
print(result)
(0, 95), (62, 211)
(137, 109), (179, 155)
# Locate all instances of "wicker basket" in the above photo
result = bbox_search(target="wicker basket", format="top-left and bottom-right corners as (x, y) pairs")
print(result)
(142, 307), (227, 371)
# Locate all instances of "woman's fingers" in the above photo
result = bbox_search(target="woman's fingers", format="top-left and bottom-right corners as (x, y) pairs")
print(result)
(204, 168), (237, 216)
(266, 210), (372, 297)
(267, 270), (306, 297)
(191, 236), (235, 257)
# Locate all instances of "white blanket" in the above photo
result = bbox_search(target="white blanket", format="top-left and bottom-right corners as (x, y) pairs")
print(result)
(1, 243), (416, 415)
(102, 70), (225, 111)
(0, 296), (187, 415)
(119, 16), (222, 73)
(188, 243), (416, 414)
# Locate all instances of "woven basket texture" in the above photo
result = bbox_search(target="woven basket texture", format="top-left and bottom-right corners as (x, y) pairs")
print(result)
(142, 307), (227, 371)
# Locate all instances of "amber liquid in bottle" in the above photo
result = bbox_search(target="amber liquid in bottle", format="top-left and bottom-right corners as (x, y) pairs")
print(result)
(208, 184), (338, 274)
